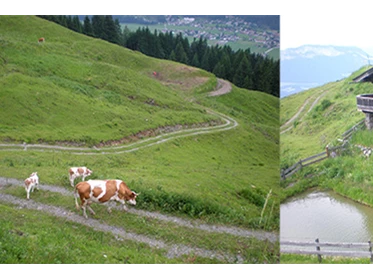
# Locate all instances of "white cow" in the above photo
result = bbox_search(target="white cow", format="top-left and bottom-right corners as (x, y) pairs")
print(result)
(24, 172), (39, 199)
(68, 167), (92, 187)
(74, 179), (138, 218)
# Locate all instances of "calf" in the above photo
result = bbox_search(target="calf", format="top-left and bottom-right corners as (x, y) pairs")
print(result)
(68, 167), (92, 187)
(74, 179), (138, 218)
(24, 172), (39, 199)
(38, 37), (45, 43)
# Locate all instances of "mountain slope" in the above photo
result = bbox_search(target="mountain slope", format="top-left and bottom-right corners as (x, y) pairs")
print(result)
(281, 66), (373, 167)
(0, 16), (279, 234)
(0, 16), (218, 145)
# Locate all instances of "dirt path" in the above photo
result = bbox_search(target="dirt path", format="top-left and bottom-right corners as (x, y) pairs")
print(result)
(209, 79), (232, 97)
(0, 178), (278, 263)
(0, 108), (238, 155)
(0, 193), (244, 262)
(280, 97), (311, 133)
(0, 177), (277, 243)
(281, 84), (336, 134)
(1, 78), (235, 155)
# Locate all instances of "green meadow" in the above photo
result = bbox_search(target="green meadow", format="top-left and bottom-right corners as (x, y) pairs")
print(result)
(0, 16), (279, 263)
(280, 66), (373, 205)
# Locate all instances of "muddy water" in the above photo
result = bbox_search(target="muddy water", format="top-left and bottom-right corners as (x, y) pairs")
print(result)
(281, 190), (373, 242)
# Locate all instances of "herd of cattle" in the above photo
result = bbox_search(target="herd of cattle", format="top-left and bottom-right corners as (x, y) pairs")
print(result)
(23, 167), (139, 218)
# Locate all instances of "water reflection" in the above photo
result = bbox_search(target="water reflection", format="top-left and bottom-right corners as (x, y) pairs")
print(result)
(280, 190), (373, 243)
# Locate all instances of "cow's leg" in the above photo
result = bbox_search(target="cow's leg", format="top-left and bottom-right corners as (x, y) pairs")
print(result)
(82, 205), (88, 219)
(69, 175), (75, 187)
(121, 201), (128, 211)
(86, 201), (95, 216)
(80, 199), (91, 218)
(87, 205), (95, 215)
(25, 186), (30, 200)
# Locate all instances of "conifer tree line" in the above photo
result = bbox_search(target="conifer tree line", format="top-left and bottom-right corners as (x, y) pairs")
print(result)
(38, 15), (279, 97)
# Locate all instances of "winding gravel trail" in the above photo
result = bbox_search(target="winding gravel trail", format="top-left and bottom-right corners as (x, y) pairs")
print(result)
(208, 79), (232, 97)
(0, 79), (236, 155)
(0, 193), (243, 262)
(0, 178), (278, 263)
(0, 109), (238, 155)
(0, 177), (278, 243)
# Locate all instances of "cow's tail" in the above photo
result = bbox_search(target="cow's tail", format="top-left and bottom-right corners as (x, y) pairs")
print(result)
(74, 183), (81, 210)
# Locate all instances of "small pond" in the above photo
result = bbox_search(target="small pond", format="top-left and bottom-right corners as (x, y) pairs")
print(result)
(281, 190), (373, 243)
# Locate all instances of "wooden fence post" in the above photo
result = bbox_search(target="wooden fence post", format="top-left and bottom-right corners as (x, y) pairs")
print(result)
(326, 145), (330, 157)
(315, 238), (322, 263)
(369, 241), (373, 263)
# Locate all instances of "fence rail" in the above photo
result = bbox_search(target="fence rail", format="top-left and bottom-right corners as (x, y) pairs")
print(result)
(281, 146), (341, 180)
(340, 119), (365, 141)
(281, 119), (365, 180)
(281, 239), (373, 263)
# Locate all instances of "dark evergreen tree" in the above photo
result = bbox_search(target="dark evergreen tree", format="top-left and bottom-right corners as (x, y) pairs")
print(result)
(201, 48), (212, 72)
(114, 19), (123, 45)
(121, 25), (131, 46)
(72, 15), (82, 33)
(83, 16), (94, 37)
(213, 61), (226, 78)
(174, 42), (188, 64)
(169, 50), (177, 62)
(233, 51), (251, 88)
(191, 52), (200, 67)
(92, 15), (106, 39)
(104, 15), (120, 44)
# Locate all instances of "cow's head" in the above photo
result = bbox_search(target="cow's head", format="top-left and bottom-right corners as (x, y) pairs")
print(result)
(127, 191), (139, 205)
(30, 172), (37, 177)
(86, 169), (93, 176)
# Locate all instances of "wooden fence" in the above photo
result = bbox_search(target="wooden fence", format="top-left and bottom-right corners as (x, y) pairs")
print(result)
(281, 239), (373, 263)
(281, 119), (365, 180)
(339, 119), (365, 142)
(281, 146), (342, 180)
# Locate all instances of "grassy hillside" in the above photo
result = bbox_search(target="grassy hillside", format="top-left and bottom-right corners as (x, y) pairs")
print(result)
(281, 66), (373, 168)
(0, 16), (218, 145)
(280, 66), (373, 208)
(0, 16), (279, 263)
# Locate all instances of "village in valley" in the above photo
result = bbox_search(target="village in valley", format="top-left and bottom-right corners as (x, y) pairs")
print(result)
(163, 16), (279, 49)
(120, 15), (280, 52)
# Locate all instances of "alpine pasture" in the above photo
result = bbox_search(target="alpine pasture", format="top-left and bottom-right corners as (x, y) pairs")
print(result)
(0, 16), (279, 263)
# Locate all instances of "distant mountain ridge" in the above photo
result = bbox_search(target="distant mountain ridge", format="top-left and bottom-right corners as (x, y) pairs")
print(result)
(281, 45), (373, 97)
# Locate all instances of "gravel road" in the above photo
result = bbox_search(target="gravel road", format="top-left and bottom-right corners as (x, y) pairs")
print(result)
(0, 177), (278, 244)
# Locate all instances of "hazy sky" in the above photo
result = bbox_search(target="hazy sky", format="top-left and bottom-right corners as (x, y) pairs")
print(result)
(280, 15), (373, 50)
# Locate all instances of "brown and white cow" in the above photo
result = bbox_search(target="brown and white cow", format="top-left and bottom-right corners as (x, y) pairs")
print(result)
(74, 179), (139, 219)
(24, 172), (39, 200)
(68, 167), (92, 187)
(38, 37), (45, 44)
